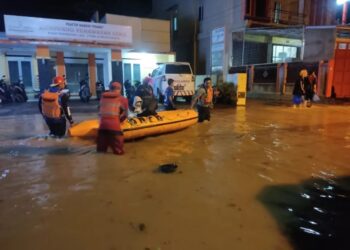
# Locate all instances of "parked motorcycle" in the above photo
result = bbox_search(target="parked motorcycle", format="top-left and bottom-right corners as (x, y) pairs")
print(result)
(96, 80), (105, 100)
(11, 79), (28, 103)
(0, 76), (12, 104)
(79, 79), (91, 103)
(0, 77), (27, 104)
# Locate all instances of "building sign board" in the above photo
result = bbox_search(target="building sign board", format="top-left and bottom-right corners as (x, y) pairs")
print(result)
(272, 36), (302, 47)
(4, 15), (132, 45)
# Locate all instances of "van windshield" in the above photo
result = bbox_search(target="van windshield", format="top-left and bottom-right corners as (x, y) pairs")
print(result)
(165, 65), (192, 74)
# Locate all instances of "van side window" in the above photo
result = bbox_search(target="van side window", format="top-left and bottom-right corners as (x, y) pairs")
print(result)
(151, 69), (158, 77)
(165, 65), (192, 74)
(157, 68), (163, 76)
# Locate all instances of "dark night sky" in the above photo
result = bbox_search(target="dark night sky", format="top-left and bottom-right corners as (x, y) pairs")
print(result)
(0, 0), (152, 31)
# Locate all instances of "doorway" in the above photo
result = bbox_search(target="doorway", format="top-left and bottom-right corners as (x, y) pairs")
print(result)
(7, 58), (34, 90)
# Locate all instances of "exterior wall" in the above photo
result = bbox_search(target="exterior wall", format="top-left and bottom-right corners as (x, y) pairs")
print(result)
(31, 57), (39, 91)
(104, 14), (170, 53)
(246, 0), (336, 26)
(152, 0), (245, 75)
(198, 36), (210, 74)
(197, 0), (245, 77)
(0, 53), (9, 78)
(141, 18), (170, 52)
(304, 27), (336, 62)
(305, 0), (337, 26)
(245, 0), (303, 26)
(151, 0), (338, 97)
(151, 0), (197, 71)
(153, 0), (245, 76)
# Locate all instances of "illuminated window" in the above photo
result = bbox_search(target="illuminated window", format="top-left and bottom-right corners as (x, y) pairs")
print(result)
(272, 45), (297, 62)
(133, 64), (141, 82)
(123, 63), (131, 82)
(123, 63), (141, 83)
(339, 43), (347, 49)
(173, 16), (178, 31)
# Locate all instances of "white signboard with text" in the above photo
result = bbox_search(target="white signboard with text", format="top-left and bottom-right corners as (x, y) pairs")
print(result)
(4, 15), (132, 45)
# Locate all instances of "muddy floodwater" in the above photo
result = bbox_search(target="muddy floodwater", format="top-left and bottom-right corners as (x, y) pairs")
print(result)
(0, 101), (350, 250)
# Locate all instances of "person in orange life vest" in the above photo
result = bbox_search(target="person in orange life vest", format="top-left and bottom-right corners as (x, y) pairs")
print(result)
(190, 77), (213, 122)
(39, 76), (74, 137)
(97, 82), (128, 155)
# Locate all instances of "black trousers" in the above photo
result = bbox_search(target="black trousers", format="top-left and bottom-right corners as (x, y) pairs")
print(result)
(44, 117), (66, 137)
(305, 91), (314, 101)
(197, 105), (210, 122)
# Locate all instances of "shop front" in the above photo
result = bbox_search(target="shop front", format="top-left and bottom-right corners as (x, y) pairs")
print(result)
(0, 14), (174, 98)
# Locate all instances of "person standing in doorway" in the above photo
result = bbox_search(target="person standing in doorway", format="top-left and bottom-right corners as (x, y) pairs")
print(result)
(190, 77), (213, 122)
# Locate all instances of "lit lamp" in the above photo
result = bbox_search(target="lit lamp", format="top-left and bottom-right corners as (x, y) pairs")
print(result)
(337, 0), (350, 25)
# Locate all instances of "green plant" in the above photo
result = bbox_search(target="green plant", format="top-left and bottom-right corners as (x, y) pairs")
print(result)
(215, 82), (237, 105)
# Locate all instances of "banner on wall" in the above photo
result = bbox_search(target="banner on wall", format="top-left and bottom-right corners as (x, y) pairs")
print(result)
(4, 15), (132, 45)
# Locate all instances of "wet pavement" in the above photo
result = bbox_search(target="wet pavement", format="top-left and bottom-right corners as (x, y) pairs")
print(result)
(0, 100), (350, 250)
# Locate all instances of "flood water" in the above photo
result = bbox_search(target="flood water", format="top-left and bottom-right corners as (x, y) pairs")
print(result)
(0, 101), (350, 250)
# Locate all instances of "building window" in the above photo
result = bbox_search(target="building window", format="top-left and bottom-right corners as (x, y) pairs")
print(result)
(274, 2), (282, 23)
(123, 63), (132, 83)
(21, 62), (33, 88)
(272, 45), (297, 62)
(167, 4), (178, 33)
(198, 5), (204, 21)
(339, 43), (347, 50)
(133, 64), (141, 82)
(97, 63), (104, 84)
(172, 16), (178, 32)
(8, 61), (20, 83)
(7, 59), (33, 88)
(123, 63), (141, 83)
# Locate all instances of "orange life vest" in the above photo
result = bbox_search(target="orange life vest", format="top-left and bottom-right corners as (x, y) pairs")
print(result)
(99, 92), (121, 118)
(203, 86), (213, 104)
(41, 91), (61, 118)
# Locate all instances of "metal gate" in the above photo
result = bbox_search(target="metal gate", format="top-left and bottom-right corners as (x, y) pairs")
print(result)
(329, 41), (350, 98)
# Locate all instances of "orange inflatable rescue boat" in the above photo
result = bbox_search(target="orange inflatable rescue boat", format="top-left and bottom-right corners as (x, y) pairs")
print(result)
(68, 109), (198, 140)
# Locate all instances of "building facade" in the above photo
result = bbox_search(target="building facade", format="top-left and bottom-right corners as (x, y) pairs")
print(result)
(0, 14), (174, 97)
(152, 0), (337, 73)
(152, 0), (345, 96)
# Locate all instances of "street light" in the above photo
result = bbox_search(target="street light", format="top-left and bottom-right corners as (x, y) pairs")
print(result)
(337, 0), (350, 4)
(337, 0), (350, 24)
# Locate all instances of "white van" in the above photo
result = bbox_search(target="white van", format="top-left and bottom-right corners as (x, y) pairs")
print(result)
(151, 62), (195, 102)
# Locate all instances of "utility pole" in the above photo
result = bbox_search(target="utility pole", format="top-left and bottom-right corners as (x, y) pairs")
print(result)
(193, 0), (198, 75)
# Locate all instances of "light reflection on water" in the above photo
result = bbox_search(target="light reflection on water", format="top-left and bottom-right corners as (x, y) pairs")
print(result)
(259, 175), (350, 250)
(0, 169), (10, 180)
(0, 103), (349, 249)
